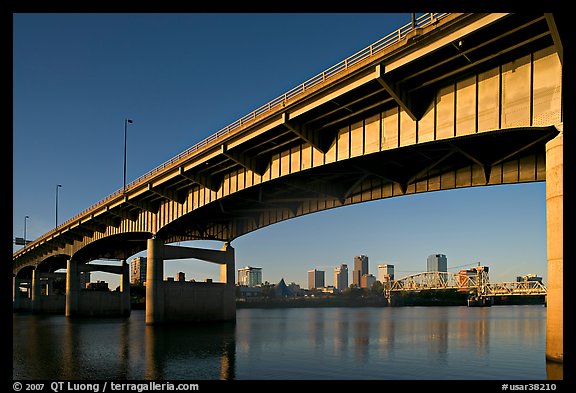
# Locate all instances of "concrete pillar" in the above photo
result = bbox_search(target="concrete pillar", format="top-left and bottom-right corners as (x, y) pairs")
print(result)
(220, 242), (236, 321)
(146, 237), (165, 325)
(120, 260), (131, 317)
(65, 259), (79, 317)
(46, 277), (53, 296)
(545, 132), (563, 363)
(31, 268), (41, 314)
(13, 274), (21, 310)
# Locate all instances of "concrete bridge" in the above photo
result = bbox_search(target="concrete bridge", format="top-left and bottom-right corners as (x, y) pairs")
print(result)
(13, 13), (565, 363)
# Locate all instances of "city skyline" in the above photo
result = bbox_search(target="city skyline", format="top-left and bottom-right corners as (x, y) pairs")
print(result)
(13, 13), (548, 290)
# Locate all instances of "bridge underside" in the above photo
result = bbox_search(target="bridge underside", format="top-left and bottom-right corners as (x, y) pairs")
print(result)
(161, 125), (557, 243)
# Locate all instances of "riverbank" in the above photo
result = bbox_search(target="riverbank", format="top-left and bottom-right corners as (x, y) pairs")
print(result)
(131, 293), (545, 310)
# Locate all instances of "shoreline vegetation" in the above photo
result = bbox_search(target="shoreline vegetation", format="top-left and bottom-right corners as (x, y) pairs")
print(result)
(128, 286), (545, 309)
(235, 290), (546, 308)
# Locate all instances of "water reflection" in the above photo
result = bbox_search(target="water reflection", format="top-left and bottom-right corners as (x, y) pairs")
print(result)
(13, 311), (235, 380)
(144, 321), (235, 380)
(14, 306), (549, 380)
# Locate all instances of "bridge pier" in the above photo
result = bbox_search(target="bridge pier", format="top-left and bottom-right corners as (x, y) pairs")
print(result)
(545, 130), (563, 363)
(146, 238), (236, 325)
(65, 259), (79, 316)
(13, 274), (23, 311)
(66, 259), (131, 318)
(31, 269), (66, 314)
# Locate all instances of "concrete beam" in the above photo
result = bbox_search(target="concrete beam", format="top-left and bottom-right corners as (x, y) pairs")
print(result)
(124, 196), (159, 214)
(544, 13), (563, 66)
(107, 206), (139, 222)
(74, 226), (95, 238)
(162, 244), (230, 265)
(221, 144), (267, 176)
(282, 113), (327, 153)
(79, 221), (107, 234)
(93, 214), (121, 228)
(178, 167), (221, 192)
(375, 64), (418, 121)
(147, 183), (186, 204)
(80, 263), (123, 275)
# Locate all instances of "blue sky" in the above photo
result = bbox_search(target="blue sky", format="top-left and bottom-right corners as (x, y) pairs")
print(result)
(12, 13), (548, 289)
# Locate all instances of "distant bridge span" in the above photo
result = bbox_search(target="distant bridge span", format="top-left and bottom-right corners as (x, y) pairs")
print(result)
(12, 13), (564, 362)
(387, 270), (547, 297)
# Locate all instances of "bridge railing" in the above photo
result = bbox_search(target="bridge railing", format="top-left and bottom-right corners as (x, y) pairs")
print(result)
(388, 271), (480, 291)
(484, 281), (547, 296)
(15, 13), (450, 258)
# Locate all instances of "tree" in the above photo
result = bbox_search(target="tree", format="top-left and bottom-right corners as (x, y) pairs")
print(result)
(371, 280), (384, 296)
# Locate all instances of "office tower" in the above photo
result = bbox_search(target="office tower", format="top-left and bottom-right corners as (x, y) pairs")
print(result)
(361, 273), (376, 289)
(377, 264), (395, 282)
(334, 264), (349, 290)
(176, 271), (186, 282)
(353, 255), (369, 287)
(79, 271), (91, 289)
(237, 266), (263, 287)
(130, 256), (147, 285)
(427, 254), (447, 272)
(308, 269), (325, 290)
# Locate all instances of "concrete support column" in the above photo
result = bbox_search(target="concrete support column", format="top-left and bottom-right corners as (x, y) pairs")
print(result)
(219, 242), (235, 285)
(65, 259), (79, 317)
(220, 242), (236, 321)
(31, 268), (41, 314)
(146, 237), (165, 325)
(120, 260), (131, 317)
(46, 277), (53, 297)
(545, 132), (563, 363)
(13, 275), (21, 310)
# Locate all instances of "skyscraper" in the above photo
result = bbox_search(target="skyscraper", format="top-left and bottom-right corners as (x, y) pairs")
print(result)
(79, 271), (91, 289)
(334, 264), (349, 290)
(308, 269), (325, 290)
(377, 264), (395, 282)
(237, 266), (263, 287)
(353, 255), (369, 287)
(427, 254), (448, 272)
(361, 273), (376, 289)
(131, 256), (147, 285)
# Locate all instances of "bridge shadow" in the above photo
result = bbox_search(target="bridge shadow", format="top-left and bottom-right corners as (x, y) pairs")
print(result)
(144, 320), (236, 380)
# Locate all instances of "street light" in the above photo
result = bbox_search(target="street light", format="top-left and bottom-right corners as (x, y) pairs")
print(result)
(55, 184), (62, 228)
(124, 118), (134, 192)
(24, 215), (29, 245)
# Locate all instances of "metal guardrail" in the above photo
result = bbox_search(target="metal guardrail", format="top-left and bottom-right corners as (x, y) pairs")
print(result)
(15, 13), (450, 258)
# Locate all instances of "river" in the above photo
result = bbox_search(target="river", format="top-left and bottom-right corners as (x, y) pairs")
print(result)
(13, 305), (556, 380)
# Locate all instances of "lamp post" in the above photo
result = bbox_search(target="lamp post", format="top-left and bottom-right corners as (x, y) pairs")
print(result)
(55, 184), (62, 228)
(24, 215), (29, 245)
(124, 118), (133, 192)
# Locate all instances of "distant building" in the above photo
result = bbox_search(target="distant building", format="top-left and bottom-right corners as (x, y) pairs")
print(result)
(427, 254), (447, 272)
(308, 269), (325, 290)
(86, 280), (108, 291)
(334, 264), (349, 290)
(321, 286), (337, 294)
(377, 264), (394, 282)
(237, 286), (262, 298)
(238, 266), (263, 287)
(457, 265), (490, 289)
(177, 271), (186, 282)
(288, 282), (303, 296)
(517, 273), (543, 283)
(361, 273), (376, 289)
(353, 255), (369, 287)
(79, 271), (91, 289)
(131, 257), (147, 285)
(274, 278), (294, 297)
